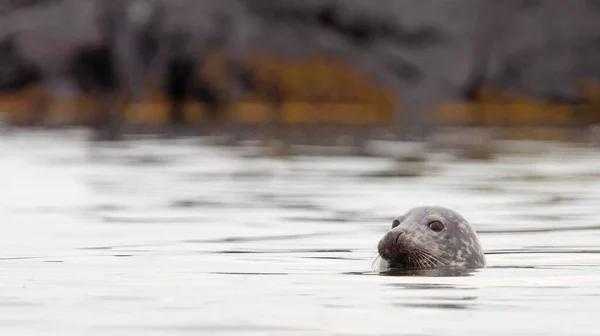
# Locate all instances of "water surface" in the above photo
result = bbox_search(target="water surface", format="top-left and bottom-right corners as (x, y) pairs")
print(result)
(1, 130), (599, 335)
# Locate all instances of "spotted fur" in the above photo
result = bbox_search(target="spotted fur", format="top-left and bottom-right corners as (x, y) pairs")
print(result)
(374, 205), (486, 272)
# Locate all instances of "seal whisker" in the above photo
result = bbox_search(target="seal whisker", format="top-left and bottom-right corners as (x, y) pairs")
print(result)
(421, 254), (435, 268)
(417, 251), (438, 266)
(422, 253), (442, 267)
(371, 253), (390, 272)
(414, 252), (432, 269)
(417, 255), (429, 269)
(411, 252), (426, 268)
(413, 248), (446, 268)
(413, 246), (449, 266)
(424, 252), (446, 267)
(371, 255), (382, 271)
(416, 252), (436, 268)
(411, 255), (421, 269)
(413, 256), (422, 269)
(370, 250), (378, 263)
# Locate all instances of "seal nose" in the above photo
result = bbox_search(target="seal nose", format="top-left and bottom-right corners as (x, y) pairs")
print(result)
(390, 231), (404, 244)
(382, 230), (404, 245)
(378, 230), (405, 257)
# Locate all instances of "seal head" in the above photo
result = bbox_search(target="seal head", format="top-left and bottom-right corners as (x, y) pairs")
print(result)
(376, 206), (486, 271)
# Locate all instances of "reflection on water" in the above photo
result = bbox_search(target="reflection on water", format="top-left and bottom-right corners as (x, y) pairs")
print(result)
(0, 130), (599, 336)
(379, 268), (480, 277)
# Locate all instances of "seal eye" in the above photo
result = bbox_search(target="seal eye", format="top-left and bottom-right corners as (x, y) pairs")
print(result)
(392, 219), (400, 228)
(428, 220), (444, 232)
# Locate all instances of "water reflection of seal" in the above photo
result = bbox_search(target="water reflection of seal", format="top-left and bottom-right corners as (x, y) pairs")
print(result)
(375, 206), (486, 271)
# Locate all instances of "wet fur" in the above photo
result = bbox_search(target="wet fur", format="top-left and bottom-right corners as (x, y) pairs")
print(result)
(373, 206), (486, 272)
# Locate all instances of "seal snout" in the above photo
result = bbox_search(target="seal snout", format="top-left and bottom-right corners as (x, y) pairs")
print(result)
(377, 230), (406, 260)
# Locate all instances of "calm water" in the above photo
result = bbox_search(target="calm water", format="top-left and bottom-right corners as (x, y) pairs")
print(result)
(1, 130), (599, 336)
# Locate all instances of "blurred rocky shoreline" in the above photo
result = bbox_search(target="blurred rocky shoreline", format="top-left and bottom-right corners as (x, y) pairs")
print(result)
(0, 0), (598, 143)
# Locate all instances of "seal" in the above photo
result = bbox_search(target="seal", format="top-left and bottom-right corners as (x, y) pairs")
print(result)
(374, 206), (486, 271)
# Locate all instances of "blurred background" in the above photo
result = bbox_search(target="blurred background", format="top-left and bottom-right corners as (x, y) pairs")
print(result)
(0, 1), (599, 335)
(0, 0), (598, 148)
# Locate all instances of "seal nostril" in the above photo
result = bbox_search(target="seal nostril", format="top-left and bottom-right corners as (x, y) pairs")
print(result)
(395, 231), (404, 244)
